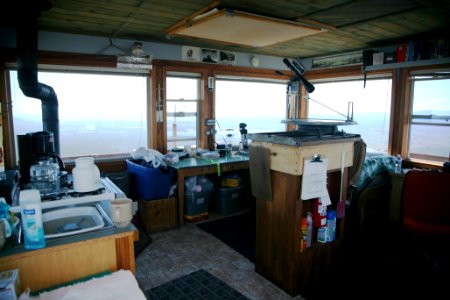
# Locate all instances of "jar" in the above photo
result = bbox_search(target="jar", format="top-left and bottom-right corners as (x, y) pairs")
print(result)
(72, 157), (100, 192)
(30, 160), (60, 195)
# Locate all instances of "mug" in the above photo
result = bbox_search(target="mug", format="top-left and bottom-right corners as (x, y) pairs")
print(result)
(110, 198), (132, 228)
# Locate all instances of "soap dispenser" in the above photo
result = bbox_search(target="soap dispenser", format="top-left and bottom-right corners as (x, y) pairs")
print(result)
(20, 189), (46, 250)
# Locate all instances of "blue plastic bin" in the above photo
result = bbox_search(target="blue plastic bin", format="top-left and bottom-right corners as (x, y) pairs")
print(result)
(126, 159), (175, 200)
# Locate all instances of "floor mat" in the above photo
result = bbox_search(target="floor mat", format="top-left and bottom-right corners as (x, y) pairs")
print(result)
(197, 212), (255, 262)
(146, 269), (249, 299)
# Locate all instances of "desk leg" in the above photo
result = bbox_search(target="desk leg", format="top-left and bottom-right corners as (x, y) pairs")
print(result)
(177, 173), (185, 225)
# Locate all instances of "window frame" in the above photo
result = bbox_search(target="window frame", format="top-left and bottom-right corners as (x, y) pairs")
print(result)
(214, 76), (289, 144)
(307, 74), (393, 154)
(7, 66), (150, 163)
(1, 52), (149, 171)
(165, 72), (202, 149)
(407, 69), (450, 162)
(305, 63), (450, 168)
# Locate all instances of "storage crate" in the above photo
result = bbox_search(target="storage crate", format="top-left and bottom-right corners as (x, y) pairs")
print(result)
(213, 185), (244, 215)
(184, 191), (211, 222)
(138, 197), (177, 233)
(127, 159), (175, 200)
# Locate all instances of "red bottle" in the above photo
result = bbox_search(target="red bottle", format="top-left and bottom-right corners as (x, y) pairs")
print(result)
(312, 198), (327, 227)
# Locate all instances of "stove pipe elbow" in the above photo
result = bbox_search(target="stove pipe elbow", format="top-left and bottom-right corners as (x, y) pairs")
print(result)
(16, 17), (60, 155)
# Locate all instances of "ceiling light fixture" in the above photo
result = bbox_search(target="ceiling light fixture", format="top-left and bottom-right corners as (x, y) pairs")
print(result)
(164, 1), (326, 48)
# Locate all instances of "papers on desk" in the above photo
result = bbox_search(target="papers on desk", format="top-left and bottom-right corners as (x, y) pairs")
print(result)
(301, 158), (331, 205)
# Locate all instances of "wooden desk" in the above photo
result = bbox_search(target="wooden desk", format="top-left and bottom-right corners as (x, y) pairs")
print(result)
(171, 155), (249, 225)
(0, 225), (138, 292)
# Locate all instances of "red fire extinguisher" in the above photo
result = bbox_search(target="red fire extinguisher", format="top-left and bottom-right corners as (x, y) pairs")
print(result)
(313, 198), (327, 227)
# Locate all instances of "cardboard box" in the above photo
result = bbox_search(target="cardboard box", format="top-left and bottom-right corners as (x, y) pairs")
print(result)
(138, 197), (177, 232)
(0, 269), (21, 300)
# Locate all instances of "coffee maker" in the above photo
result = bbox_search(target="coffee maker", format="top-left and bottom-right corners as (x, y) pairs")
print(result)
(239, 123), (249, 154)
(17, 131), (65, 189)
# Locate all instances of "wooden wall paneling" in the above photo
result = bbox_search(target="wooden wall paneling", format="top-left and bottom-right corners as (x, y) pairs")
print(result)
(146, 72), (152, 151)
(151, 62), (166, 153)
(0, 67), (15, 169)
(391, 68), (411, 157)
(201, 71), (212, 150)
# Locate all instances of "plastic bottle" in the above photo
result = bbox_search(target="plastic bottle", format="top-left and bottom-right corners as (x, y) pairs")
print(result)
(317, 226), (328, 243)
(301, 217), (307, 252)
(327, 209), (336, 242)
(20, 190), (46, 250)
(72, 156), (101, 192)
(306, 212), (313, 248)
(313, 198), (327, 227)
(395, 154), (402, 174)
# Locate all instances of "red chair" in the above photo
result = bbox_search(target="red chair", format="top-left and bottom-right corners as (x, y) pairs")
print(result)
(402, 170), (450, 237)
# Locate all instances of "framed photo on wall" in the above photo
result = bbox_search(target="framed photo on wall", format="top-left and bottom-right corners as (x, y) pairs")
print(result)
(219, 50), (236, 65)
(182, 46), (200, 62)
(201, 48), (218, 63)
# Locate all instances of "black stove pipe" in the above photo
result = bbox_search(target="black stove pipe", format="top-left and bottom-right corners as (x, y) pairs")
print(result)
(16, 6), (60, 155)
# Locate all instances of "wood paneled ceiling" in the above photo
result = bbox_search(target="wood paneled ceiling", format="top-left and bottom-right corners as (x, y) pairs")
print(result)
(4, 0), (450, 58)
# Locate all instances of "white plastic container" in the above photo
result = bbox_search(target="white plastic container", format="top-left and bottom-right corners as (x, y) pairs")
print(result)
(19, 190), (46, 250)
(72, 157), (101, 192)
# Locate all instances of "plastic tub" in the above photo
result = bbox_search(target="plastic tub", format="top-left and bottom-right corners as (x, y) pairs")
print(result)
(126, 160), (175, 200)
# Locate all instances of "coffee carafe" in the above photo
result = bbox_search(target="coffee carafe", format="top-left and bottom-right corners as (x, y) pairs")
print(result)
(17, 131), (66, 190)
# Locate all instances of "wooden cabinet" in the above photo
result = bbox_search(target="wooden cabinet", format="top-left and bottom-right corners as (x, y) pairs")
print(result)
(253, 140), (355, 297)
(0, 228), (138, 293)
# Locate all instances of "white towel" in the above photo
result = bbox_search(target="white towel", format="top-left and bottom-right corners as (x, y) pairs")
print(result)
(19, 270), (146, 300)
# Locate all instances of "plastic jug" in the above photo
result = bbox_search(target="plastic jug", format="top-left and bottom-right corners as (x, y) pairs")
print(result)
(72, 157), (100, 192)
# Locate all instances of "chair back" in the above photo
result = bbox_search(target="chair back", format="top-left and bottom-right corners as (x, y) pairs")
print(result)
(402, 170), (450, 236)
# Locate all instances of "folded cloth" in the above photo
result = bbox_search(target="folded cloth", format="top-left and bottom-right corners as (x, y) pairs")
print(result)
(19, 270), (146, 300)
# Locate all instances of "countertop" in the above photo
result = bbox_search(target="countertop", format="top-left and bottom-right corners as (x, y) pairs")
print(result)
(170, 153), (249, 170)
(0, 222), (137, 258)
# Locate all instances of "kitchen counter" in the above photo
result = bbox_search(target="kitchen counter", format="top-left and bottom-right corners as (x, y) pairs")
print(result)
(0, 222), (138, 292)
(170, 154), (249, 170)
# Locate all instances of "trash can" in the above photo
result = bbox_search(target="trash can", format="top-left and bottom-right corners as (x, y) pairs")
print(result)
(213, 185), (244, 215)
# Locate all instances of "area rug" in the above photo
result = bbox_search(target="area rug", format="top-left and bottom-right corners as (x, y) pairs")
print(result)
(197, 211), (255, 262)
(146, 269), (249, 299)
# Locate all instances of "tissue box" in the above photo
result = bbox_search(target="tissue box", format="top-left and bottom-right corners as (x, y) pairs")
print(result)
(0, 269), (21, 300)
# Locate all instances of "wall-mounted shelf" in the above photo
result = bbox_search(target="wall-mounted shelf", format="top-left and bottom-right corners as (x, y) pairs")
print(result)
(365, 57), (450, 71)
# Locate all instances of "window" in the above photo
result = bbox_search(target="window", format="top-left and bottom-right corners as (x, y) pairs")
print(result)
(10, 70), (148, 159)
(166, 74), (200, 149)
(308, 77), (392, 154)
(215, 78), (287, 146)
(409, 72), (450, 161)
